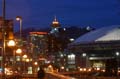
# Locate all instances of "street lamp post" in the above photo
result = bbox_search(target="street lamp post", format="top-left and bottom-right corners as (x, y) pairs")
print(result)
(7, 40), (16, 71)
(16, 48), (22, 72)
(16, 16), (23, 74)
(23, 54), (27, 74)
(16, 16), (22, 40)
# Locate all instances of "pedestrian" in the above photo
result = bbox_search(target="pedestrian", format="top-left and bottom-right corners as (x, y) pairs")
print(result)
(37, 66), (45, 79)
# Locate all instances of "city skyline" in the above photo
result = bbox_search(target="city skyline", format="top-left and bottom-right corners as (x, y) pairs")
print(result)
(0, 0), (120, 31)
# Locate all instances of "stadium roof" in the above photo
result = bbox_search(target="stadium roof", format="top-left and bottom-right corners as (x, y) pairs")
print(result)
(72, 25), (120, 45)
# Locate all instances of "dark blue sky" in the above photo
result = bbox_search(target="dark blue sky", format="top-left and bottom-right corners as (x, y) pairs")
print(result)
(0, 0), (120, 31)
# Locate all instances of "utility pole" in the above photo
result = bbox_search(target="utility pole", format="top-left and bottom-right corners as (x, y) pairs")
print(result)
(2, 0), (6, 79)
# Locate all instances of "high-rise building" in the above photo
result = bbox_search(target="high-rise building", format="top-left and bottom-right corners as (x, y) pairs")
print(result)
(48, 17), (71, 71)
(28, 32), (48, 73)
(51, 16), (60, 29)
(29, 32), (48, 59)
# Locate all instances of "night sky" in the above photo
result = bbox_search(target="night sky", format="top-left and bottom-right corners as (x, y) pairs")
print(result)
(0, 0), (120, 31)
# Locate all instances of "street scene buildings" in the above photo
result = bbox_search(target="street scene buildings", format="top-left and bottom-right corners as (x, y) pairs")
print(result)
(0, 15), (120, 78)
(0, 0), (120, 79)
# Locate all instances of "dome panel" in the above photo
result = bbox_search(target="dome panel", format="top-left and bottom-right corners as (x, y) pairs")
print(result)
(73, 25), (120, 44)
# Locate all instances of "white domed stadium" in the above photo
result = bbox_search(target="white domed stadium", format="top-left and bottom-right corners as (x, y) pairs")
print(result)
(72, 25), (120, 45)
(68, 25), (120, 73)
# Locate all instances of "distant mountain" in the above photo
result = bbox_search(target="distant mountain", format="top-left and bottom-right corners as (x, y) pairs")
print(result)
(14, 26), (95, 40)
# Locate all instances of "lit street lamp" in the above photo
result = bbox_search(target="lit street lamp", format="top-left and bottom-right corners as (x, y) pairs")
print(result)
(82, 53), (86, 57)
(34, 61), (38, 66)
(16, 16), (22, 40)
(116, 52), (120, 56)
(23, 54), (27, 59)
(7, 40), (16, 47)
(16, 48), (22, 54)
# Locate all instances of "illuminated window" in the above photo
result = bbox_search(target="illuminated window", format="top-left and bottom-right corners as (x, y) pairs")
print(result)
(68, 54), (75, 64)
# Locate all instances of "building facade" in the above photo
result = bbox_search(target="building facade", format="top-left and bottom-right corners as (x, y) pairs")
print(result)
(28, 32), (48, 73)
(68, 25), (120, 75)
